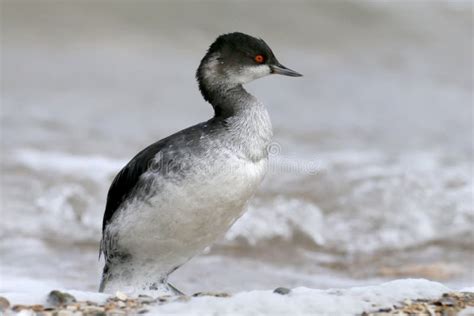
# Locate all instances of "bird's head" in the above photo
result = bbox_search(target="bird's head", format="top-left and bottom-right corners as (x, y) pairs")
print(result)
(197, 32), (302, 99)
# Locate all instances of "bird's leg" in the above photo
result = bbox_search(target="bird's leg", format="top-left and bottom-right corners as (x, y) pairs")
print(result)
(167, 282), (185, 296)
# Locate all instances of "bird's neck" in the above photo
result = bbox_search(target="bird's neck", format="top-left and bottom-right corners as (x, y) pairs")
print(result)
(197, 55), (256, 118)
(223, 94), (273, 161)
(197, 58), (273, 160)
(197, 78), (246, 117)
(203, 83), (273, 161)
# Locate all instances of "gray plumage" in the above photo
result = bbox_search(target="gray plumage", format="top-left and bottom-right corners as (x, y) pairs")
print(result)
(99, 32), (301, 295)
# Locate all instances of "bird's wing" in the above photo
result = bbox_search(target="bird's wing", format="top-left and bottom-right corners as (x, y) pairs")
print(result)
(99, 138), (168, 259)
(99, 119), (221, 259)
(103, 148), (152, 232)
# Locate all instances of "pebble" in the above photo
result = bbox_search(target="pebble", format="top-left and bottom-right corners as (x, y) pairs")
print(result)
(66, 304), (78, 311)
(115, 291), (128, 301)
(363, 291), (474, 315)
(117, 300), (126, 308)
(273, 287), (291, 295)
(57, 310), (74, 316)
(0, 296), (10, 310)
(138, 294), (156, 304)
(192, 292), (230, 298)
(31, 304), (44, 312)
(47, 290), (77, 306)
(439, 297), (456, 306)
(12, 304), (30, 311)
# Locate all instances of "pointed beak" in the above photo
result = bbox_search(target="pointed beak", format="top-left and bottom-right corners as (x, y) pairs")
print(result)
(270, 63), (303, 77)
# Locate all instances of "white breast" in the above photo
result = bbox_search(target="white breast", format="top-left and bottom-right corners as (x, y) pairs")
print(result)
(112, 154), (268, 277)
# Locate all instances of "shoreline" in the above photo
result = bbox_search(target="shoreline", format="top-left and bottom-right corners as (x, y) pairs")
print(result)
(1, 279), (473, 315)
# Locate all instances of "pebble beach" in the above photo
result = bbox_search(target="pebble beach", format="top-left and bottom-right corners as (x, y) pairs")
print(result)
(1, 280), (473, 315)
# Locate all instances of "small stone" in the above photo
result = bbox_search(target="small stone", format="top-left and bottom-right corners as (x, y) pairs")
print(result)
(273, 287), (291, 295)
(47, 290), (77, 306)
(138, 295), (156, 304)
(213, 292), (230, 298)
(0, 296), (10, 310)
(126, 299), (139, 307)
(192, 292), (230, 298)
(104, 302), (117, 311)
(83, 306), (105, 314)
(138, 309), (149, 314)
(426, 305), (437, 316)
(31, 304), (44, 312)
(440, 297), (456, 306)
(66, 304), (78, 311)
(12, 305), (29, 311)
(116, 300), (126, 308)
(175, 295), (191, 302)
(116, 291), (128, 301)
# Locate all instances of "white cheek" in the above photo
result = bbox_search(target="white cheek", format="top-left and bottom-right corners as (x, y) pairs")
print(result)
(201, 54), (271, 87)
(234, 65), (271, 84)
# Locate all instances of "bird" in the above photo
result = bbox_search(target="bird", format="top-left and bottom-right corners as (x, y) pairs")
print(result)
(99, 32), (302, 295)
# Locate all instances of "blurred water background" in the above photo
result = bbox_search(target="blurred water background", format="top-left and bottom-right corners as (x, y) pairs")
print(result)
(1, 0), (472, 293)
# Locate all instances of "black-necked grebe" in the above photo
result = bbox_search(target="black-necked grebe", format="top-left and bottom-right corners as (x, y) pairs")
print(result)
(99, 32), (302, 295)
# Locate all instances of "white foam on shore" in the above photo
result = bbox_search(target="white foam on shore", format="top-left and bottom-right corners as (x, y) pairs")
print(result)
(1, 279), (461, 315)
(152, 279), (453, 316)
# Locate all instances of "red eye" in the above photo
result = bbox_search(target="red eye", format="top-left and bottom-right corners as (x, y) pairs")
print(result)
(254, 54), (264, 63)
